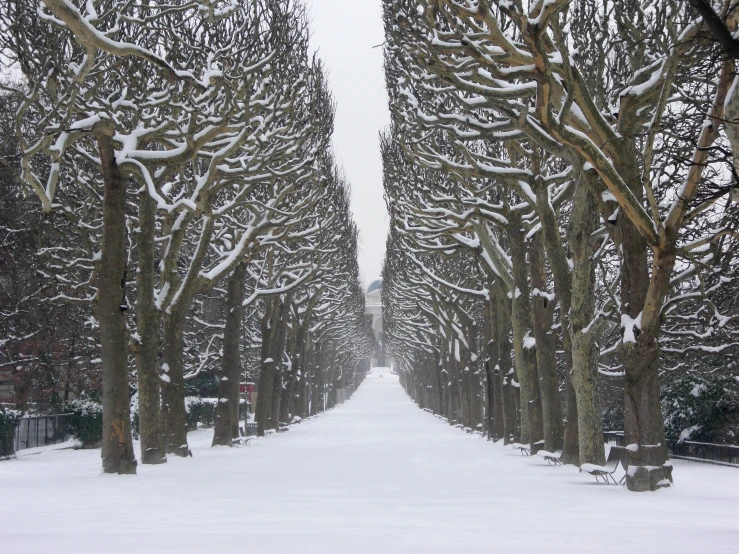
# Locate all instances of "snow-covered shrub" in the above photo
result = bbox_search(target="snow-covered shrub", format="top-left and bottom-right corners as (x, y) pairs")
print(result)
(130, 393), (139, 440)
(662, 375), (738, 446)
(0, 408), (22, 458)
(63, 399), (103, 448)
(185, 397), (218, 430)
(184, 397), (248, 430)
(601, 385), (625, 432)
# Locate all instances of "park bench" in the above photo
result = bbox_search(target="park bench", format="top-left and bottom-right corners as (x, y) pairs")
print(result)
(580, 446), (628, 485)
(232, 437), (253, 447)
(537, 449), (563, 465)
(511, 443), (531, 456)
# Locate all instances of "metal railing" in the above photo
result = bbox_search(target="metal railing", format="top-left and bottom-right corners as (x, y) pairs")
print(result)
(603, 431), (625, 447)
(604, 430), (739, 468)
(14, 414), (73, 452)
(669, 440), (739, 467)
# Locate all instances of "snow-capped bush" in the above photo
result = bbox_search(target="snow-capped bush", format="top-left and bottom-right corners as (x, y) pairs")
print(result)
(185, 397), (218, 430)
(0, 408), (22, 458)
(63, 399), (103, 448)
(184, 397), (248, 430)
(662, 375), (738, 446)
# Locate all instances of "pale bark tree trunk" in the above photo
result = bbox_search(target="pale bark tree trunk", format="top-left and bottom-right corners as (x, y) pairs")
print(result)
(725, 83), (739, 178)
(212, 261), (247, 446)
(94, 121), (137, 475)
(135, 190), (165, 464)
(569, 183), (605, 466)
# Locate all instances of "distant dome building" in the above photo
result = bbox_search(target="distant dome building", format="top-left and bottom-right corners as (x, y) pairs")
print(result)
(365, 278), (386, 367)
(367, 279), (382, 294)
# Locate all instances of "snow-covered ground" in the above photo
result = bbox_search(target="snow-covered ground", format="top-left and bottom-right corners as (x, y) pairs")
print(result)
(1, 367), (737, 553)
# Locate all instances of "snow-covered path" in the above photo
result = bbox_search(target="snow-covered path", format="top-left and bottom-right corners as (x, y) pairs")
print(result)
(2, 367), (738, 553)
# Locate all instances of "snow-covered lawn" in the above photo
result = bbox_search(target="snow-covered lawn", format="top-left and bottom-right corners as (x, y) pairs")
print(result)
(1, 367), (737, 553)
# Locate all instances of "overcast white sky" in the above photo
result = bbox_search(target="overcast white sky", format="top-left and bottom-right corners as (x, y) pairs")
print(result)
(308, 1), (389, 286)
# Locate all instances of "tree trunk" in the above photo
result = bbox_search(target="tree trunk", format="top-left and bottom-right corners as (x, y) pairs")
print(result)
(271, 305), (290, 426)
(135, 190), (165, 464)
(529, 231), (564, 452)
(508, 221), (544, 451)
(561, 365), (580, 464)
(486, 289), (504, 440)
(212, 261), (247, 446)
(94, 122), (137, 475)
(458, 360), (472, 428)
(724, 76), (739, 180)
(160, 310), (189, 456)
(255, 298), (279, 435)
(569, 183), (605, 466)
(623, 243), (675, 491)
(533, 172), (580, 463)
(496, 286), (519, 443)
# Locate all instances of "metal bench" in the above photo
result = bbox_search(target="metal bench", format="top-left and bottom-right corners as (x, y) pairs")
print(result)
(511, 443), (531, 456)
(537, 449), (563, 465)
(580, 446), (627, 484)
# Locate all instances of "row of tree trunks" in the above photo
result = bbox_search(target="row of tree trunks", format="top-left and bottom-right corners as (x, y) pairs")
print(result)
(400, 190), (606, 467)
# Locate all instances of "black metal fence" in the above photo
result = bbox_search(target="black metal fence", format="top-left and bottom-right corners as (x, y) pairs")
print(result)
(14, 414), (73, 452)
(603, 431), (625, 447)
(669, 441), (739, 467)
(603, 431), (739, 468)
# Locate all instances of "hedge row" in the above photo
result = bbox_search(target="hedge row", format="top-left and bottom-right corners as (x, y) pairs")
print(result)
(185, 397), (248, 431)
(63, 397), (248, 446)
(1, 397), (249, 453)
